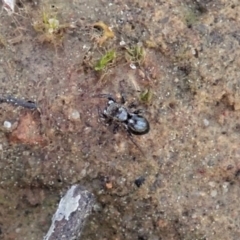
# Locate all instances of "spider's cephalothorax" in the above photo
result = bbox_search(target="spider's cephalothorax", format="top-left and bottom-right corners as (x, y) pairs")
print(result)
(100, 95), (150, 135)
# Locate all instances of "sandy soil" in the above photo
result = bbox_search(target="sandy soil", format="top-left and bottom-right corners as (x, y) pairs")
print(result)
(0, 0), (240, 239)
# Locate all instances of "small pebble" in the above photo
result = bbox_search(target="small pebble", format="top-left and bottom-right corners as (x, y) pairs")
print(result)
(191, 48), (197, 56)
(203, 118), (209, 127)
(70, 109), (80, 120)
(208, 181), (216, 187)
(105, 182), (113, 189)
(211, 189), (217, 197)
(15, 228), (21, 233)
(130, 63), (137, 69)
(222, 182), (229, 194)
(3, 120), (12, 129)
(134, 176), (145, 188)
(120, 40), (126, 46)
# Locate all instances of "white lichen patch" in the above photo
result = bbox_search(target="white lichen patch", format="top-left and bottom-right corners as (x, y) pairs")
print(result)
(44, 185), (81, 240)
(55, 185), (81, 221)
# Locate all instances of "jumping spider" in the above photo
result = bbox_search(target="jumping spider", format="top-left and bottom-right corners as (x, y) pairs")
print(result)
(97, 94), (150, 135)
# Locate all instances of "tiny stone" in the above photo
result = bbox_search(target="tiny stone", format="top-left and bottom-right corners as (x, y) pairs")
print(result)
(222, 182), (229, 194)
(191, 48), (196, 56)
(192, 213), (197, 219)
(130, 63), (136, 69)
(120, 40), (126, 46)
(105, 182), (113, 189)
(211, 189), (217, 197)
(134, 176), (145, 188)
(80, 169), (87, 177)
(208, 181), (216, 187)
(203, 118), (209, 127)
(93, 203), (102, 212)
(222, 182), (229, 189)
(3, 120), (12, 129)
(15, 228), (21, 233)
(70, 109), (80, 120)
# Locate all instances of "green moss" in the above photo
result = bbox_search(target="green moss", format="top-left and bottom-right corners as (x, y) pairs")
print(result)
(33, 9), (59, 33)
(32, 7), (72, 47)
(183, 2), (207, 28)
(94, 50), (116, 71)
(125, 45), (145, 65)
(184, 10), (198, 27)
(139, 89), (153, 103)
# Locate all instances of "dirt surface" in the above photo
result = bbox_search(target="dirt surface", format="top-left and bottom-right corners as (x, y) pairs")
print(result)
(0, 0), (240, 239)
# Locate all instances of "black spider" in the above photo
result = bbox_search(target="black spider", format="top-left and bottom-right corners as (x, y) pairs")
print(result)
(96, 94), (150, 135)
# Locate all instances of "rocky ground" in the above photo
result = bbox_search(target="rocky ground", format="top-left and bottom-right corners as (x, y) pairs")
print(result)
(0, 0), (240, 239)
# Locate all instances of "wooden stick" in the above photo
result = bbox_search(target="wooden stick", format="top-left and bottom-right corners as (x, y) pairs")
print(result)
(44, 184), (94, 240)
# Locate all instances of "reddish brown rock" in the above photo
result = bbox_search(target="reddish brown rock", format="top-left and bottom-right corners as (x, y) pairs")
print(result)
(8, 112), (45, 145)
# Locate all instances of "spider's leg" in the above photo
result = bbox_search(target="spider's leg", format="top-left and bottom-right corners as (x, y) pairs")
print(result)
(118, 80), (127, 104)
(92, 94), (115, 102)
(126, 125), (145, 155)
(132, 109), (144, 115)
(112, 123), (120, 134)
(97, 106), (114, 127)
(97, 105), (104, 118)
(127, 101), (138, 109)
(120, 92), (126, 104)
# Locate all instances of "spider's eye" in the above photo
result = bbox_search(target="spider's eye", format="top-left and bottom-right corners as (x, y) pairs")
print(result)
(108, 100), (114, 105)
